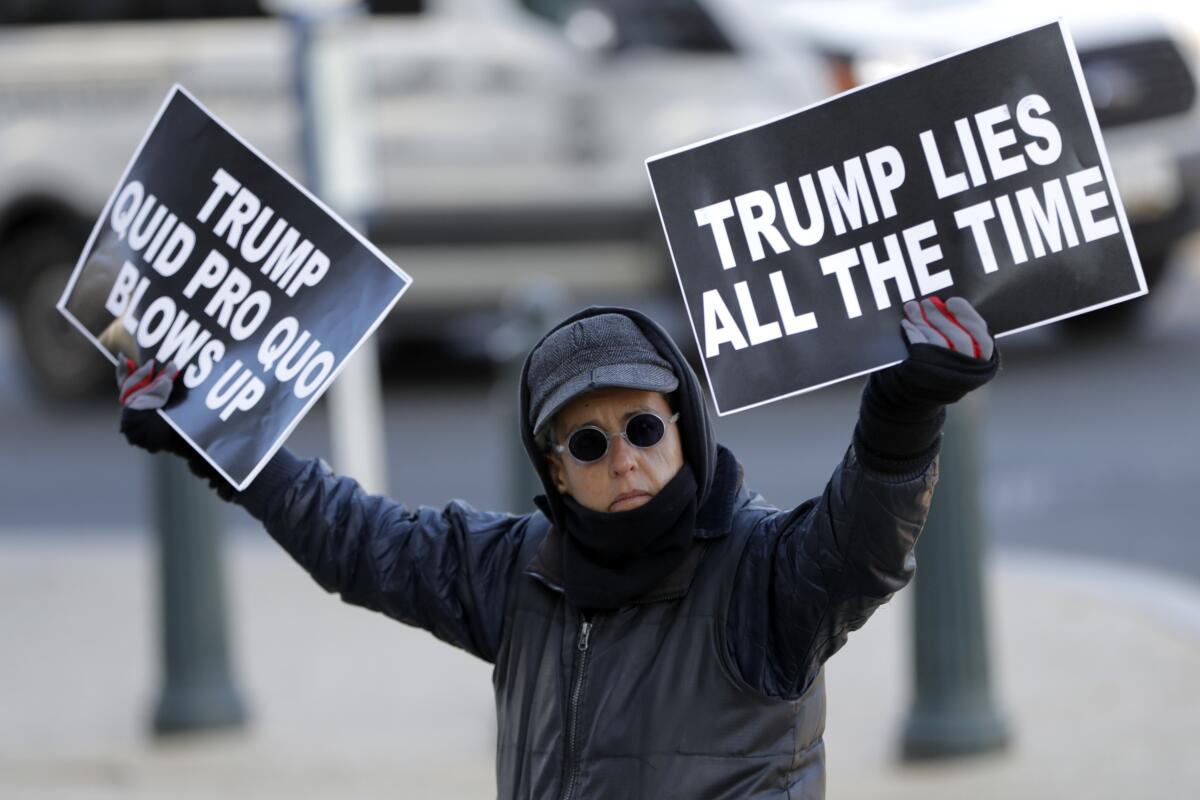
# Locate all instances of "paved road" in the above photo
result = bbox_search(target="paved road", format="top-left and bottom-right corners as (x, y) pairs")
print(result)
(3, 247), (1199, 584)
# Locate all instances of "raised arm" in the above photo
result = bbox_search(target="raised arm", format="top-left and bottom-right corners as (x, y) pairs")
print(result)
(727, 297), (999, 699)
(115, 357), (529, 663)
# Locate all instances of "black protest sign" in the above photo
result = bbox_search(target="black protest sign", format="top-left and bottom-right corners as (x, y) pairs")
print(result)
(58, 86), (412, 489)
(646, 21), (1144, 415)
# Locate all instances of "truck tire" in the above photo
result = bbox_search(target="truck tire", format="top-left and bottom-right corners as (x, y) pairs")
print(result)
(10, 225), (111, 400)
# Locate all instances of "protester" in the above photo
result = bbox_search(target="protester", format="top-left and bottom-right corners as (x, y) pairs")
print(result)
(117, 295), (998, 799)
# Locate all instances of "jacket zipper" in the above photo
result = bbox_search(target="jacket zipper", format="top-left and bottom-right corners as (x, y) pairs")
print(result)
(559, 616), (594, 800)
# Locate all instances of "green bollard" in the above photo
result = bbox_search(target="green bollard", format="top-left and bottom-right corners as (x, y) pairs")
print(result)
(901, 391), (1010, 760)
(492, 285), (568, 514)
(151, 455), (247, 735)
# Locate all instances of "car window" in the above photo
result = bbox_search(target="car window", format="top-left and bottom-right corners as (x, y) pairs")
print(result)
(0, 0), (265, 24)
(0, 0), (423, 24)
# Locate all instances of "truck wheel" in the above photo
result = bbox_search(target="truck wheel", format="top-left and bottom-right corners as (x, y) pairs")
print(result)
(11, 226), (111, 400)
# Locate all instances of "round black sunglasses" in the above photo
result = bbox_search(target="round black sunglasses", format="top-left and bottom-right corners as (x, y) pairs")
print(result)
(552, 411), (681, 464)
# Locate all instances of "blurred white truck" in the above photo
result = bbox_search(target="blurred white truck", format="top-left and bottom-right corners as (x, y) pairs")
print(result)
(0, 0), (1195, 395)
(0, 0), (832, 395)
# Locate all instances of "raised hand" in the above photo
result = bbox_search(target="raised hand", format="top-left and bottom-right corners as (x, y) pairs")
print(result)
(117, 355), (180, 410)
(900, 296), (993, 361)
(115, 353), (189, 457)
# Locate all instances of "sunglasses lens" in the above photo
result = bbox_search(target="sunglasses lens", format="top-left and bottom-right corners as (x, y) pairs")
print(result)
(626, 413), (666, 448)
(568, 428), (609, 463)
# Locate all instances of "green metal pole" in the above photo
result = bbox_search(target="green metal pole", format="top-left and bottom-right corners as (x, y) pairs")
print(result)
(493, 285), (567, 514)
(901, 391), (1010, 759)
(151, 455), (246, 734)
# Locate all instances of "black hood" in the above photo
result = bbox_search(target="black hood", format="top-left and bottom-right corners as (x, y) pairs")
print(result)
(519, 306), (718, 529)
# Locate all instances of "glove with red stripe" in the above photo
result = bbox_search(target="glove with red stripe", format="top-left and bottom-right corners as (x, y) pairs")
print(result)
(901, 296), (993, 360)
(118, 356), (178, 409)
(117, 355), (190, 455)
(116, 354), (236, 499)
(854, 296), (1000, 474)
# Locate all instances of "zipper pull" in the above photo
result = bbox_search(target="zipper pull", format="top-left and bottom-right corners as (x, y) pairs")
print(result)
(577, 620), (593, 652)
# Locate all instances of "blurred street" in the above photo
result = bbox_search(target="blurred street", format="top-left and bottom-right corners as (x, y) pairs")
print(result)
(2, 242), (1200, 799)
(3, 533), (1199, 799)
(4, 242), (1200, 581)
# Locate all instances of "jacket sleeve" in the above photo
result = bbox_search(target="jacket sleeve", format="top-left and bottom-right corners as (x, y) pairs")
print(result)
(727, 444), (937, 699)
(235, 448), (531, 664)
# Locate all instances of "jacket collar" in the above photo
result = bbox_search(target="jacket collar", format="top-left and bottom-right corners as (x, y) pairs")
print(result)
(525, 445), (744, 604)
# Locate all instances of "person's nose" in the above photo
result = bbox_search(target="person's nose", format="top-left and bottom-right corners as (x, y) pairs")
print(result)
(608, 434), (638, 477)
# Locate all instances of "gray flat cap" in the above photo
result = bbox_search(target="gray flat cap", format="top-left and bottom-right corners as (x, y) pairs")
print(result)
(528, 313), (678, 437)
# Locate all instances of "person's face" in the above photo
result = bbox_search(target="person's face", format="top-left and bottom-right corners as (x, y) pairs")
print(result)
(546, 388), (684, 513)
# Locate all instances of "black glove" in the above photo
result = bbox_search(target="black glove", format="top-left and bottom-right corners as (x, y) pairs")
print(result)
(117, 356), (187, 453)
(116, 354), (238, 500)
(855, 297), (1000, 473)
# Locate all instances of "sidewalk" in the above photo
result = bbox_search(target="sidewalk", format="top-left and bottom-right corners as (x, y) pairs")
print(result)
(2, 531), (1198, 800)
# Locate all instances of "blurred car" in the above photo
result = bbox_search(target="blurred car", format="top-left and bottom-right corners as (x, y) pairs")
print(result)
(771, 0), (1200, 329)
(9, 0), (1186, 399)
(0, 0), (832, 397)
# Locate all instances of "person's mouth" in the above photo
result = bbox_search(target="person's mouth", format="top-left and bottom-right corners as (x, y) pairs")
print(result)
(609, 491), (652, 512)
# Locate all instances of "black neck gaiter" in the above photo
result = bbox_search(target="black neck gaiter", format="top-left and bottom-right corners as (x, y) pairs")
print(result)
(559, 464), (698, 611)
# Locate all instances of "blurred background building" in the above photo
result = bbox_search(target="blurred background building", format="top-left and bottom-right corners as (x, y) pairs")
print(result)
(2, 1), (1199, 798)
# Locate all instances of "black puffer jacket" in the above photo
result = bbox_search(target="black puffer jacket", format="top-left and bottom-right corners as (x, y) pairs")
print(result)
(237, 308), (938, 799)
